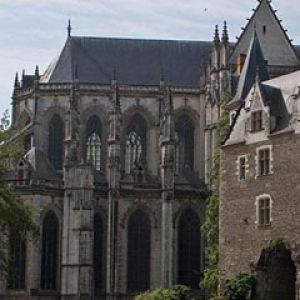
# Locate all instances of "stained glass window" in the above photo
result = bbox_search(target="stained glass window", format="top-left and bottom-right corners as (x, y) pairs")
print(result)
(86, 116), (102, 171)
(125, 114), (147, 174)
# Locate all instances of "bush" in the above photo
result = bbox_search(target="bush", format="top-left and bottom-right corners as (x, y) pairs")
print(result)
(135, 285), (190, 300)
(224, 273), (256, 300)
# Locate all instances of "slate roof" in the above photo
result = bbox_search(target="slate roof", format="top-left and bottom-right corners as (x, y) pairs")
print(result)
(42, 36), (212, 87)
(235, 32), (269, 102)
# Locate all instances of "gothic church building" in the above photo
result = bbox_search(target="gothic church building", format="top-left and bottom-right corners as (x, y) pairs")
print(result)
(2, 0), (300, 299)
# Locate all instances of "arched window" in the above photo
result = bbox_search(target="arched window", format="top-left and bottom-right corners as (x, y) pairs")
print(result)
(7, 232), (26, 290)
(178, 208), (201, 289)
(127, 209), (150, 292)
(48, 114), (64, 170)
(125, 114), (147, 174)
(86, 116), (102, 171)
(41, 211), (59, 290)
(175, 115), (195, 174)
(94, 214), (105, 293)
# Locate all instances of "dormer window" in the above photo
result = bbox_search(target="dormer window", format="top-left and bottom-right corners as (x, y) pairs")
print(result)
(251, 111), (263, 132)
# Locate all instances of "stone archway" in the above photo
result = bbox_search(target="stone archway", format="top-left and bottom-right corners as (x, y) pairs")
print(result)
(255, 244), (296, 300)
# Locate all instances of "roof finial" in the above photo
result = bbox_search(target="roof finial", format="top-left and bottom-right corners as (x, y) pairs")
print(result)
(14, 72), (20, 88)
(67, 18), (72, 37)
(222, 21), (229, 44)
(34, 65), (39, 80)
(213, 24), (220, 46)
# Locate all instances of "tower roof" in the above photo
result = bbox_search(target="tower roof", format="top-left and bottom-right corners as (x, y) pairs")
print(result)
(230, 0), (300, 67)
(235, 31), (269, 102)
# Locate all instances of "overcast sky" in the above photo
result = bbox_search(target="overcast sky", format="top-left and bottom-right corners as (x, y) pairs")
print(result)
(0, 0), (299, 114)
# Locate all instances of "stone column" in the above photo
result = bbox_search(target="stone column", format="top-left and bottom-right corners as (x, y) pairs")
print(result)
(160, 88), (175, 288)
(61, 166), (94, 300)
(106, 79), (121, 299)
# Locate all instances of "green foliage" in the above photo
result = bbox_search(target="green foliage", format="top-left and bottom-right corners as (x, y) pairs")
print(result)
(135, 285), (191, 300)
(200, 91), (231, 295)
(224, 273), (256, 300)
(269, 238), (286, 252)
(0, 110), (38, 273)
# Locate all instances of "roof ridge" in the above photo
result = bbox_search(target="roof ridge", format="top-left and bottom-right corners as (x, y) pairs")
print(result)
(70, 35), (212, 44)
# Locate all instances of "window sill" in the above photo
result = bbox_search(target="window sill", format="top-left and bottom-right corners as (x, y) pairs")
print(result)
(257, 224), (272, 229)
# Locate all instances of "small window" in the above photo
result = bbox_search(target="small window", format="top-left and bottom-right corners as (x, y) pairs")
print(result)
(251, 111), (263, 132)
(258, 197), (271, 226)
(263, 25), (266, 35)
(239, 156), (246, 180)
(258, 148), (270, 176)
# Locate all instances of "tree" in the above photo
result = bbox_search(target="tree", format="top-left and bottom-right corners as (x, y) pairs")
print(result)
(0, 110), (38, 272)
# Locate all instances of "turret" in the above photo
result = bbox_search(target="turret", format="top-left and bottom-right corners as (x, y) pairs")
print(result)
(211, 25), (220, 70)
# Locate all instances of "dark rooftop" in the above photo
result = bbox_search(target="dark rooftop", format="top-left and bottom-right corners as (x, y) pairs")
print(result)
(45, 36), (213, 87)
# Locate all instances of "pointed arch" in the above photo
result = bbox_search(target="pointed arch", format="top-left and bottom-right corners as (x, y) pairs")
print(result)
(48, 114), (64, 170)
(177, 208), (201, 289)
(86, 115), (103, 171)
(125, 114), (147, 174)
(175, 114), (195, 174)
(127, 209), (151, 292)
(94, 213), (105, 293)
(41, 211), (59, 290)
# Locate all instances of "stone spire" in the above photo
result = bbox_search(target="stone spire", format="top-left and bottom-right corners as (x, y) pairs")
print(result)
(213, 24), (220, 46)
(64, 76), (80, 166)
(222, 21), (229, 44)
(67, 18), (72, 37)
(14, 72), (20, 89)
(34, 65), (40, 80)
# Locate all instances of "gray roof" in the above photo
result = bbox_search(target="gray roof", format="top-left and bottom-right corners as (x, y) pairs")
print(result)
(44, 36), (212, 87)
(235, 32), (269, 102)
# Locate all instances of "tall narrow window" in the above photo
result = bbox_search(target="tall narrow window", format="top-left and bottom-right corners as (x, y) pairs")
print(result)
(175, 115), (194, 174)
(48, 114), (64, 170)
(86, 116), (102, 171)
(257, 197), (271, 226)
(178, 209), (201, 289)
(7, 232), (26, 290)
(239, 156), (246, 181)
(251, 111), (263, 132)
(125, 114), (147, 174)
(94, 214), (105, 293)
(127, 210), (150, 292)
(258, 148), (270, 176)
(41, 211), (59, 290)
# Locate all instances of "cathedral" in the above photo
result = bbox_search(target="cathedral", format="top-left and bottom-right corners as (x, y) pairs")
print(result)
(1, 0), (300, 299)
